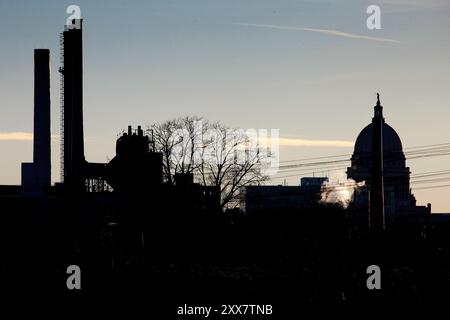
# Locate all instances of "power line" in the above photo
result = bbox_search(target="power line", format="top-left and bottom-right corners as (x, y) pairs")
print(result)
(279, 153), (351, 163)
(411, 171), (450, 180)
(274, 145), (450, 172)
(412, 169), (450, 177)
(411, 177), (450, 185)
(277, 142), (450, 166)
(272, 165), (348, 176)
(413, 184), (450, 191)
(404, 142), (450, 150)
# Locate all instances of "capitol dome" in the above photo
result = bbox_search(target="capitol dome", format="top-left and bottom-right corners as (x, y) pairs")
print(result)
(354, 122), (403, 155)
(347, 95), (415, 217)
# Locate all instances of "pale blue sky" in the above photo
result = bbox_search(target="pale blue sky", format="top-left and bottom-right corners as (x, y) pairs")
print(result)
(1, 0), (449, 210)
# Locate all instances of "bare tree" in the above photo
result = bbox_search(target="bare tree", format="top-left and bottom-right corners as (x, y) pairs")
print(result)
(148, 116), (205, 185)
(148, 117), (269, 209)
(197, 123), (268, 208)
(148, 119), (179, 185)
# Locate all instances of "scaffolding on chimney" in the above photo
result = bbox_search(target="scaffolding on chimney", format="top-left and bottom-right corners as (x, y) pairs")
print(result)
(58, 33), (65, 182)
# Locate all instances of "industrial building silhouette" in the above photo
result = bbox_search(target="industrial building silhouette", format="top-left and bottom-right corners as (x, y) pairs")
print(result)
(14, 20), (221, 212)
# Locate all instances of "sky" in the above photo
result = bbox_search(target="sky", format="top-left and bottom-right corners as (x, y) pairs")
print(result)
(0, 0), (449, 211)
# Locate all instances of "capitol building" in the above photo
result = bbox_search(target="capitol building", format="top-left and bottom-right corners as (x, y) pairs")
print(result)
(347, 96), (430, 220)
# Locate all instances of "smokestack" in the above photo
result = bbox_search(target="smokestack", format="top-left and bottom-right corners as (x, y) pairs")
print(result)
(369, 93), (385, 232)
(61, 19), (85, 191)
(21, 49), (51, 196)
(34, 49), (51, 188)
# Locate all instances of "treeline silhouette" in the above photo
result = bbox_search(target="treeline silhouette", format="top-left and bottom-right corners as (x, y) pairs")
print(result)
(1, 193), (450, 311)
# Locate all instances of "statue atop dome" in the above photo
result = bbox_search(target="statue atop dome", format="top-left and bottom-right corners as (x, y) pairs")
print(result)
(374, 92), (383, 118)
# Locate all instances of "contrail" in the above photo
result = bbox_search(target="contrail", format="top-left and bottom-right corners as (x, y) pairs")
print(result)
(233, 22), (406, 44)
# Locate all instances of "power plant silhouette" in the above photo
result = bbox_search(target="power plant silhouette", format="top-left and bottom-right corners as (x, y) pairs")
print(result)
(17, 19), (219, 209)
(57, 20), (165, 195)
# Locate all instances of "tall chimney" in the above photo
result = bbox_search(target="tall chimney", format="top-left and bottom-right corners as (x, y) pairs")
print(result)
(369, 93), (385, 232)
(34, 49), (51, 189)
(61, 19), (85, 191)
(21, 49), (51, 196)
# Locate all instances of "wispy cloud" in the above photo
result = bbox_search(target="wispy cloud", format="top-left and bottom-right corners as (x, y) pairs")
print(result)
(258, 136), (353, 148)
(233, 22), (406, 44)
(0, 132), (59, 141)
(278, 137), (354, 148)
(1, 131), (353, 147)
(0, 132), (33, 141)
